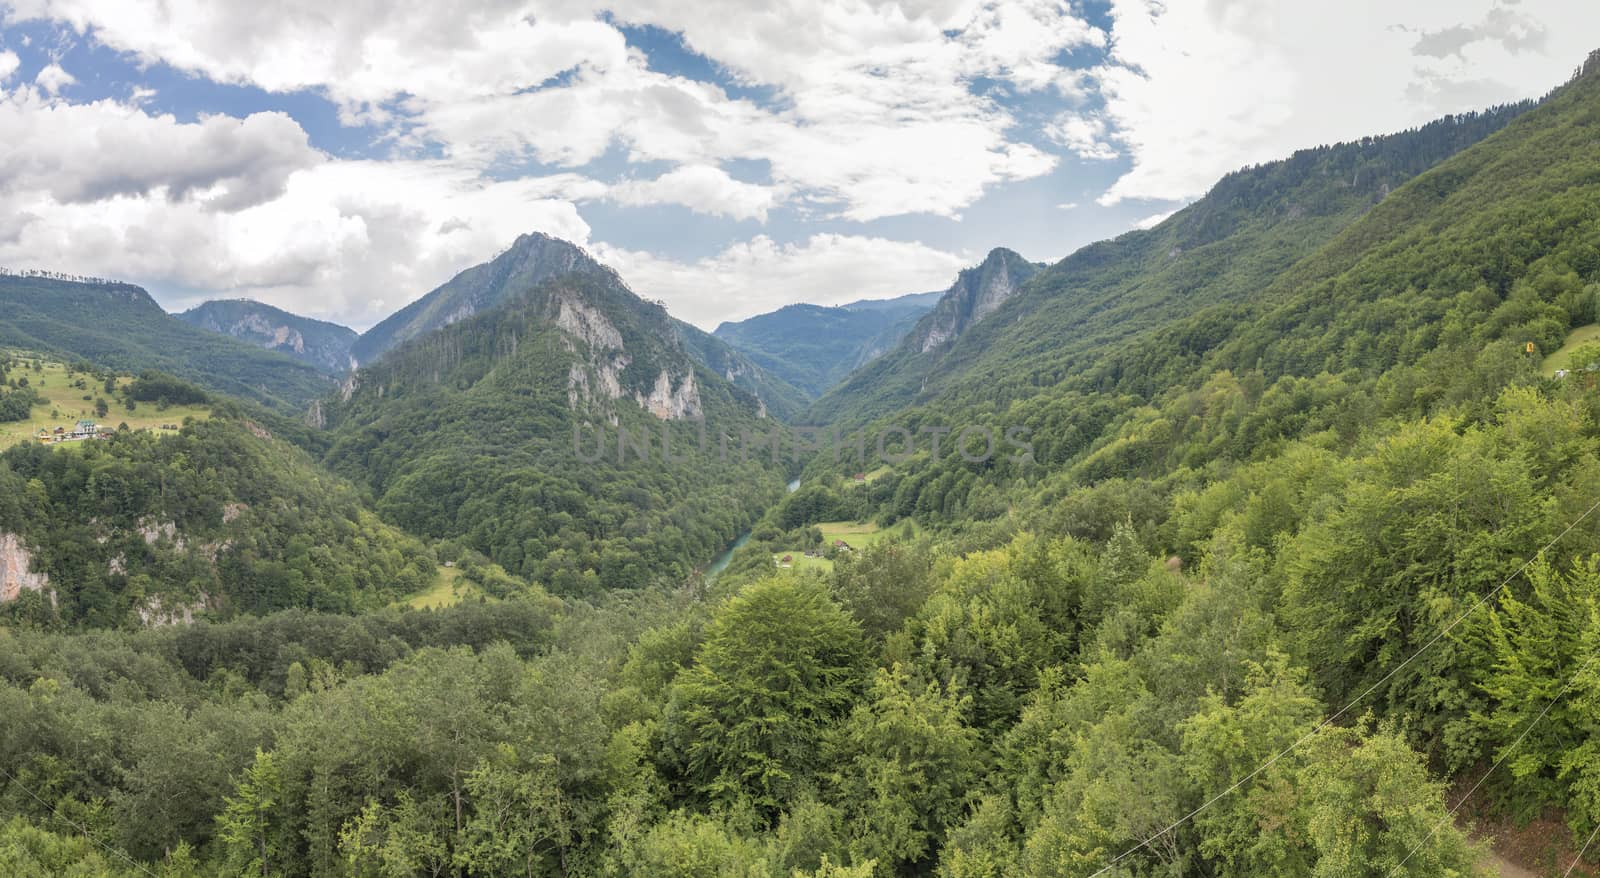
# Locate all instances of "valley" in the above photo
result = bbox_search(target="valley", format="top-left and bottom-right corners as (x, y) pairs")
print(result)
(2, 30), (1600, 878)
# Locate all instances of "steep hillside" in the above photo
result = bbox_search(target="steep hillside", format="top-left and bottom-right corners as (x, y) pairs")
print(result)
(0, 274), (335, 411)
(351, 232), (611, 364)
(672, 318), (809, 420)
(0, 412), (436, 628)
(712, 289), (942, 398)
(810, 97), (1539, 424)
(321, 268), (791, 593)
(179, 299), (356, 373)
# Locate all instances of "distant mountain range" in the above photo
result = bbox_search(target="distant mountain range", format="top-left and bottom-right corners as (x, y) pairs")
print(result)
(710, 290), (943, 398)
(178, 299), (357, 374)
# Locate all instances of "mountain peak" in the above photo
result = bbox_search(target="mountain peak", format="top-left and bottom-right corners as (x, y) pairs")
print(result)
(909, 248), (1041, 354)
(351, 231), (611, 364)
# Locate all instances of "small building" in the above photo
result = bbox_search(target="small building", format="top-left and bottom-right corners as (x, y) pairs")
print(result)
(779, 554), (793, 568)
(853, 472), (866, 482)
(833, 539), (853, 551)
(68, 420), (98, 440)
(35, 429), (52, 444)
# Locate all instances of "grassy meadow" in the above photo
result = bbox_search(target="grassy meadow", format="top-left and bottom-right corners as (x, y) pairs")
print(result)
(0, 354), (210, 449)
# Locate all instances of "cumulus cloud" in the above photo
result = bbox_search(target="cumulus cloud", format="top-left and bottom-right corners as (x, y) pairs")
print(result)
(1046, 114), (1117, 160)
(0, 147), (595, 327)
(1086, 0), (1594, 206)
(0, 50), (19, 81)
(609, 165), (776, 221)
(0, 87), (320, 210)
(1410, 6), (1548, 59)
(596, 234), (969, 329)
(33, 61), (73, 93)
(1132, 207), (1178, 230)
(9, 0), (1100, 220)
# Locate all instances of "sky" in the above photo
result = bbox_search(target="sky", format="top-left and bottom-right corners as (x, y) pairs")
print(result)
(0, 1), (1594, 331)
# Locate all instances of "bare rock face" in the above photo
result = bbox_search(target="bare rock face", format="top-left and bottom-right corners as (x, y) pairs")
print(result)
(637, 370), (703, 421)
(555, 295), (625, 351)
(305, 399), (327, 429)
(135, 594), (205, 627)
(913, 248), (1040, 354)
(0, 532), (50, 602)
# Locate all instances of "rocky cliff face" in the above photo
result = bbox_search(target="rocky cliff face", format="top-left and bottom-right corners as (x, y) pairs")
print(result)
(0, 532), (50, 603)
(555, 292), (703, 420)
(912, 248), (1041, 353)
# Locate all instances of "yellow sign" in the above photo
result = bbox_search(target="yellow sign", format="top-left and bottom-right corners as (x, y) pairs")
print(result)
(1526, 342), (1536, 354)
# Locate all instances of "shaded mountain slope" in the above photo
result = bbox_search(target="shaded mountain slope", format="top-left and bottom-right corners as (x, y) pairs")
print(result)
(179, 299), (357, 374)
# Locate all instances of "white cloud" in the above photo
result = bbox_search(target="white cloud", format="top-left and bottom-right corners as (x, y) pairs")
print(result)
(0, 87), (319, 209)
(0, 88), (595, 327)
(9, 0), (1100, 220)
(609, 165), (777, 221)
(596, 233), (969, 329)
(33, 61), (73, 93)
(1132, 207), (1177, 230)
(1088, 0), (1597, 205)
(1046, 113), (1117, 160)
(0, 50), (19, 81)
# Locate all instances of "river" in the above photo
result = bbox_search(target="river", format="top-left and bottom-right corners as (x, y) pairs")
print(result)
(705, 478), (800, 579)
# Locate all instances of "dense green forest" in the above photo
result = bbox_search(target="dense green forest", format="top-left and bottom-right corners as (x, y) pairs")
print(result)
(0, 355), (45, 421)
(0, 276), (335, 412)
(0, 411), (436, 628)
(6, 49), (1600, 878)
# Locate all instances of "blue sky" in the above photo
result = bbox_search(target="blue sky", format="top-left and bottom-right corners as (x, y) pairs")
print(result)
(0, 0), (1592, 329)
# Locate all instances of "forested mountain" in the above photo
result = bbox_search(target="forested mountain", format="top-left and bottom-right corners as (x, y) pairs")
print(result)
(7, 48), (1600, 878)
(320, 263), (791, 594)
(350, 233), (613, 364)
(0, 275), (335, 411)
(809, 96), (1540, 424)
(179, 300), (357, 374)
(713, 290), (942, 397)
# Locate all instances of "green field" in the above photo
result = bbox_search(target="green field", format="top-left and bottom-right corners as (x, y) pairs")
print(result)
(396, 566), (484, 609)
(773, 551), (833, 572)
(772, 519), (922, 572)
(818, 519), (921, 549)
(1542, 323), (1600, 376)
(0, 354), (210, 449)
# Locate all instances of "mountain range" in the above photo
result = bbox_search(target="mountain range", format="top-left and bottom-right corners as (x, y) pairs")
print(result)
(5, 46), (1600, 878)
(710, 290), (943, 398)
